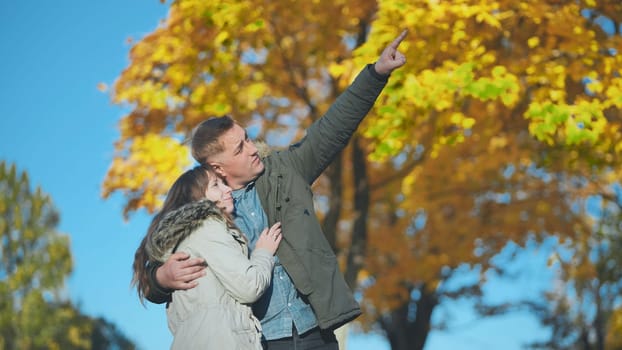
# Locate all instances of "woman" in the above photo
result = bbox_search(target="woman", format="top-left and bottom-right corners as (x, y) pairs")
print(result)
(132, 165), (281, 349)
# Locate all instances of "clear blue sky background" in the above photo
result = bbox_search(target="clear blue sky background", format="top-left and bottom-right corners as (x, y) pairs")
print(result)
(0, 1), (554, 349)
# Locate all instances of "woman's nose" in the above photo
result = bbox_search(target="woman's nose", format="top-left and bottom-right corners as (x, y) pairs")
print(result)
(221, 184), (232, 194)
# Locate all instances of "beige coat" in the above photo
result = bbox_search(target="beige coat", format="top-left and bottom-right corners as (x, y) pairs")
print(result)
(149, 200), (274, 350)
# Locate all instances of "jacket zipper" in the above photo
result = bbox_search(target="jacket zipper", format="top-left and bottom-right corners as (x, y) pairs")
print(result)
(275, 174), (283, 222)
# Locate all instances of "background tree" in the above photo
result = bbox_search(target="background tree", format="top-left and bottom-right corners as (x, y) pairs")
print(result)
(347, 2), (622, 348)
(352, 1), (622, 349)
(0, 161), (135, 350)
(104, 0), (622, 349)
(606, 308), (622, 349)
(526, 192), (622, 350)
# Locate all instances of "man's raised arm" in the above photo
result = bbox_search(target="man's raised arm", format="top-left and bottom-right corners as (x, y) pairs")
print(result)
(281, 29), (409, 183)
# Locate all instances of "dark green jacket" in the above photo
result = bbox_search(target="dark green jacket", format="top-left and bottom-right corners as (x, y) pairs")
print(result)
(147, 64), (388, 330)
(255, 64), (387, 329)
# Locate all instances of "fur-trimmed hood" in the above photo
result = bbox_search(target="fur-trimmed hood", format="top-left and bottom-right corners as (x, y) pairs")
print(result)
(147, 199), (227, 263)
(255, 140), (272, 158)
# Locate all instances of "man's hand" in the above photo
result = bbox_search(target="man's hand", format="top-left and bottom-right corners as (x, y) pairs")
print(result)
(374, 29), (408, 76)
(156, 252), (207, 290)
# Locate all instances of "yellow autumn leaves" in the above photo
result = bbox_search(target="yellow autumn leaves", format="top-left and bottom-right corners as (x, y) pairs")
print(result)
(102, 134), (190, 218)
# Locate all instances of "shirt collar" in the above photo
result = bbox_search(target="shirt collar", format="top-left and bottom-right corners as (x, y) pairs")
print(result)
(232, 181), (256, 200)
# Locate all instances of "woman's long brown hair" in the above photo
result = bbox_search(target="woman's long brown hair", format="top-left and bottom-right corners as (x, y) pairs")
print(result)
(131, 165), (212, 304)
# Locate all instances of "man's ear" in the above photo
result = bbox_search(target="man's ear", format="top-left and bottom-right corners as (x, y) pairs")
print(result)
(209, 162), (226, 177)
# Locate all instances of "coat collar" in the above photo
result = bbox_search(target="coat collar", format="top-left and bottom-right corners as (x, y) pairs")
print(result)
(147, 199), (228, 262)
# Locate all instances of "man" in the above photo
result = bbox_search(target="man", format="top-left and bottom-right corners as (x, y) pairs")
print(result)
(147, 30), (408, 349)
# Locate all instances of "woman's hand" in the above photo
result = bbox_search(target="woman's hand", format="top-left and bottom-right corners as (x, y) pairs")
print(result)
(255, 222), (282, 255)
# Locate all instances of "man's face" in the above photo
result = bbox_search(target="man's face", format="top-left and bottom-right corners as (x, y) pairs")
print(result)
(208, 124), (264, 190)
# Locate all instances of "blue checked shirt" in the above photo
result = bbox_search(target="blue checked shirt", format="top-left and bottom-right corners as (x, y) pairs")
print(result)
(232, 183), (317, 340)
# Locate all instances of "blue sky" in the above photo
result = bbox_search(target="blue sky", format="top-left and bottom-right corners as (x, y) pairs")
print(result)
(0, 1), (553, 349)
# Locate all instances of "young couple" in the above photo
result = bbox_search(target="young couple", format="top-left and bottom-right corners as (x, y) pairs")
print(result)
(132, 30), (408, 349)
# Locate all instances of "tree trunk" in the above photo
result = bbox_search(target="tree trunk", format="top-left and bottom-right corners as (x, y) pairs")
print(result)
(594, 292), (604, 350)
(322, 153), (343, 251)
(344, 136), (369, 288)
(381, 287), (438, 350)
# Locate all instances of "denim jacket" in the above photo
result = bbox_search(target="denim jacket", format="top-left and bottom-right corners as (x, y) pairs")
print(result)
(232, 184), (317, 339)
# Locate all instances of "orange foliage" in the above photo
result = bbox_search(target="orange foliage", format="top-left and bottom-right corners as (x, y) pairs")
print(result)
(104, 0), (622, 344)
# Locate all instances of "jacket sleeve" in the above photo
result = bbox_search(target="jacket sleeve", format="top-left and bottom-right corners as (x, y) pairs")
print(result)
(278, 64), (388, 184)
(145, 261), (173, 304)
(179, 219), (275, 304)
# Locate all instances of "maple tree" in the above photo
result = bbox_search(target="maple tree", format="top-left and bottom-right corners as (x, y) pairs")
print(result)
(351, 1), (622, 348)
(104, 0), (622, 349)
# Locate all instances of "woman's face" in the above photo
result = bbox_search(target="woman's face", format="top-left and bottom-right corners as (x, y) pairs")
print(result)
(205, 174), (234, 214)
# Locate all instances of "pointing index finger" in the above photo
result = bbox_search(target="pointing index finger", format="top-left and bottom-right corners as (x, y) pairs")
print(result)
(388, 29), (408, 50)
